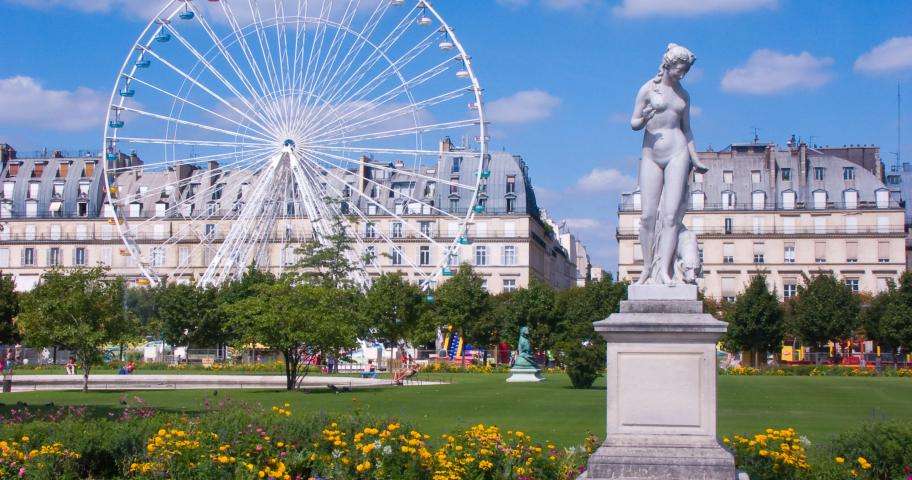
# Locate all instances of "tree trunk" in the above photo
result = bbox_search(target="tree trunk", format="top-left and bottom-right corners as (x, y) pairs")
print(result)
(82, 365), (90, 393)
(283, 350), (297, 391)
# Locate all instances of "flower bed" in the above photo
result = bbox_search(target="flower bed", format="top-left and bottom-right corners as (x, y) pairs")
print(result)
(720, 366), (912, 377)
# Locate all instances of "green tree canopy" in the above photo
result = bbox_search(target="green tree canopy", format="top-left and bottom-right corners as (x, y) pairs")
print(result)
(431, 264), (491, 345)
(17, 267), (138, 391)
(723, 274), (784, 364)
(497, 280), (557, 352)
(790, 273), (860, 353)
(362, 273), (426, 348)
(155, 283), (229, 349)
(0, 273), (19, 345)
(862, 272), (912, 361)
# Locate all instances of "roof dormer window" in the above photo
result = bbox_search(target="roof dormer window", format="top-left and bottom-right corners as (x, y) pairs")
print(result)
(31, 163), (45, 178)
(53, 181), (65, 197)
(6, 163), (19, 177)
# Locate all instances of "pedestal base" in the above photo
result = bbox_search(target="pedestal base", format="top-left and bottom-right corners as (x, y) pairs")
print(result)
(583, 443), (735, 479)
(506, 367), (543, 382)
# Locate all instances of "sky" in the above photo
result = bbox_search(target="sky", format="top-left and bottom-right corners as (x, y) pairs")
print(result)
(0, 0), (910, 273)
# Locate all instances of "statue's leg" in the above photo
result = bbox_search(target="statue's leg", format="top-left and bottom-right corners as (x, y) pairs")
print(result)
(637, 155), (664, 284)
(656, 152), (690, 284)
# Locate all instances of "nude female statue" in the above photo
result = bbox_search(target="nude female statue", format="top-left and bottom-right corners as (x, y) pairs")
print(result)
(631, 43), (708, 285)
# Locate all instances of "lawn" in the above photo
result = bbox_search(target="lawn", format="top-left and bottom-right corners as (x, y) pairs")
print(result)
(2, 374), (910, 448)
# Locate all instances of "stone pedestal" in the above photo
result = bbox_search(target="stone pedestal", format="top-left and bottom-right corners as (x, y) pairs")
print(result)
(506, 366), (543, 382)
(583, 285), (736, 480)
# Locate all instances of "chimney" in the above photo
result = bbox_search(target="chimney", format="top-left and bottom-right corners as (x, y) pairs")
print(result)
(440, 137), (453, 153)
(798, 142), (808, 190)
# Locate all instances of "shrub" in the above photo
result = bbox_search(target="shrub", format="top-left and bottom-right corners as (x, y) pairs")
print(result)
(564, 343), (601, 389)
(825, 421), (912, 480)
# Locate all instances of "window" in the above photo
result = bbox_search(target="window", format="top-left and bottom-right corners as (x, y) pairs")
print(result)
(723, 243), (734, 264)
(447, 248), (460, 266)
(366, 204), (377, 215)
(83, 162), (95, 177)
(753, 243), (765, 264)
(843, 190), (858, 209)
(503, 279), (517, 293)
(878, 241), (890, 263)
(449, 199), (458, 212)
(365, 222), (376, 238)
(420, 221), (432, 237)
(782, 191), (796, 210)
(25, 201), (37, 218)
(49, 201), (63, 217)
(723, 170), (733, 184)
(784, 243), (796, 263)
(155, 202), (168, 216)
(419, 246), (431, 266)
(724, 217), (733, 234)
(782, 217), (796, 234)
(32, 163), (44, 178)
(631, 192), (642, 210)
(781, 168), (791, 181)
(814, 216), (827, 234)
(876, 190), (890, 209)
(721, 277), (736, 303)
(2, 181), (13, 198)
(691, 217), (703, 234)
(6, 164), (18, 177)
(205, 224), (216, 238)
(752, 191), (766, 210)
(24, 224), (36, 240)
(476, 222), (487, 237)
(751, 170), (761, 184)
(153, 224), (167, 240)
(0, 203), (10, 218)
(633, 243), (643, 262)
(475, 245), (487, 266)
(843, 167), (855, 180)
(391, 222), (403, 238)
(845, 278), (859, 293)
(877, 216), (890, 234)
(151, 247), (165, 267)
(179, 247), (190, 267)
(814, 167), (825, 181)
(390, 247), (402, 266)
(504, 221), (516, 238)
(506, 175), (516, 194)
(28, 182), (39, 199)
(691, 192), (705, 210)
(129, 202), (142, 217)
(364, 246), (377, 266)
(77, 202), (88, 217)
(505, 198), (515, 213)
(212, 183), (224, 200)
(52, 182), (64, 197)
(693, 171), (704, 183)
(0, 248), (8, 268)
(423, 182), (436, 198)
(846, 241), (858, 263)
(752, 216), (764, 234)
(449, 178), (458, 195)
(783, 280), (797, 299)
(50, 224), (61, 240)
(813, 190), (827, 210)
(814, 241), (826, 263)
(721, 191), (735, 210)
(845, 216), (858, 234)
(47, 247), (61, 266)
(21, 247), (35, 266)
(502, 245), (517, 266)
(74, 248), (86, 266)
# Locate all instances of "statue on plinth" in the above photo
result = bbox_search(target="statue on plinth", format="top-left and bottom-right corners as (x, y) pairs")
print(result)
(630, 43), (707, 287)
(507, 326), (543, 382)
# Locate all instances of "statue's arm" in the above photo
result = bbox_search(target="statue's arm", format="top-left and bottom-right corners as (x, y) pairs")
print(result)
(681, 93), (709, 173)
(630, 84), (652, 131)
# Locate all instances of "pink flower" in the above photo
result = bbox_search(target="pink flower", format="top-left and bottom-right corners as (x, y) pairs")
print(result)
(18, 467), (25, 477)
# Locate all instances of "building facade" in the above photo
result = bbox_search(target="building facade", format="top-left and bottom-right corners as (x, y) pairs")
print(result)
(617, 142), (906, 300)
(0, 141), (585, 293)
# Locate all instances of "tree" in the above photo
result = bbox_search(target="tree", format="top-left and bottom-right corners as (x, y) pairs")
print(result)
(498, 280), (557, 352)
(430, 264), (491, 351)
(224, 279), (360, 390)
(292, 218), (359, 289)
(863, 272), (912, 365)
(362, 273), (425, 350)
(17, 267), (138, 391)
(124, 286), (158, 338)
(723, 275), (784, 367)
(0, 273), (19, 345)
(155, 283), (229, 349)
(790, 273), (860, 358)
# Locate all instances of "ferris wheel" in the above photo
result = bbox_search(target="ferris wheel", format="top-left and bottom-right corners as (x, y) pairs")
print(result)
(102, 0), (488, 289)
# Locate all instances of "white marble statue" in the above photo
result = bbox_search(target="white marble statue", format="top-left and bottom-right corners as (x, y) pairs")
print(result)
(630, 43), (707, 286)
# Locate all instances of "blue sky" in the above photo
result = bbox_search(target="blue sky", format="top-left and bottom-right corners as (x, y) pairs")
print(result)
(0, 0), (910, 272)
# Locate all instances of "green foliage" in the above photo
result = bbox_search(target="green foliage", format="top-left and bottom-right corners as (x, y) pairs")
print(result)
(123, 287), (157, 337)
(552, 276), (627, 369)
(16, 267), (138, 391)
(497, 280), (557, 351)
(826, 421), (912, 480)
(790, 274), (860, 351)
(292, 218), (360, 289)
(564, 342), (601, 389)
(362, 273), (426, 347)
(224, 279), (361, 390)
(723, 274), (784, 359)
(862, 271), (912, 358)
(154, 283), (230, 348)
(0, 273), (19, 344)
(430, 264), (491, 343)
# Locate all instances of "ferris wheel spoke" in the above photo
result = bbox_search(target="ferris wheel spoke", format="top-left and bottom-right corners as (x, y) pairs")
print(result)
(159, 22), (280, 135)
(246, 0), (283, 112)
(106, 146), (274, 174)
(116, 106), (273, 144)
(296, 0), (335, 135)
(304, 0), (362, 121)
(311, 118), (478, 146)
(309, 86), (472, 143)
(122, 75), (275, 141)
(187, 2), (285, 131)
(300, 148), (469, 221)
(306, 143), (478, 159)
(136, 46), (278, 136)
(112, 136), (272, 149)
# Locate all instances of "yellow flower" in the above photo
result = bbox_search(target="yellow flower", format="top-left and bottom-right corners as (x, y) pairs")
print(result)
(835, 457), (845, 464)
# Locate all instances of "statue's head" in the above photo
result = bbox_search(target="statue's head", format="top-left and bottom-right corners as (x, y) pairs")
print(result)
(654, 43), (696, 84)
(520, 326), (529, 335)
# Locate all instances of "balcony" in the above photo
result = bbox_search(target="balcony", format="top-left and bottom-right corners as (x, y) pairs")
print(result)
(618, 200), (905, 213)
(616, 225), (907, 238)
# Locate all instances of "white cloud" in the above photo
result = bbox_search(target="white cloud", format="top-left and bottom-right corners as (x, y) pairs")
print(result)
(0, 76), (106, 132)
(854, 37), (912, 75)
(542, 0), (598, 10)
(721, 49), (834, 95)
(563, 218), (601, 230)
(613, 0), (776, 18)
(574, 168), (636, 193)
(496, 0), (530, 8)
(486, 90), (561, 124)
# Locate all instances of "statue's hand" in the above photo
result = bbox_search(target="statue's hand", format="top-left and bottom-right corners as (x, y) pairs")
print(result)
(691, 155), (709, 174)
(641, 105), (656, 123)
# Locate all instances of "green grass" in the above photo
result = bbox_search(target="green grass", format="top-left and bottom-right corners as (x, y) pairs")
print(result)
(2, 374), (911, 448)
